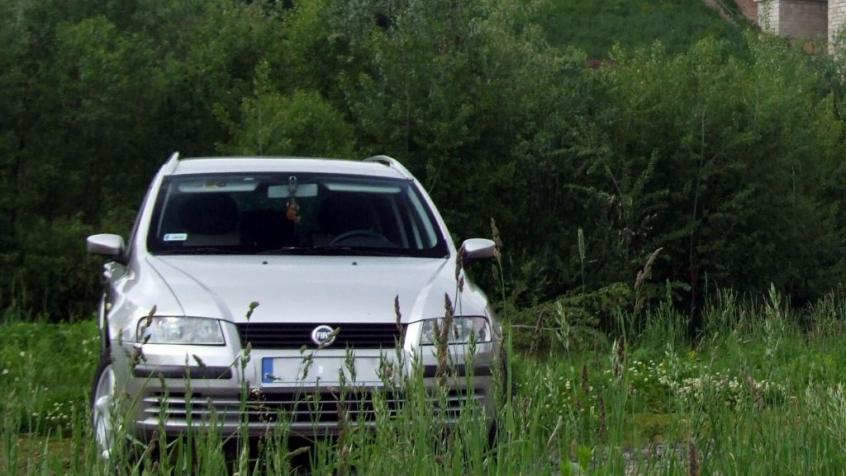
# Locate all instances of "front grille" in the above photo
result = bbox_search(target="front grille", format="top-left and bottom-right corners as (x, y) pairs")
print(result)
(142, 389), (478, 425)
(236, 323), (406, 349)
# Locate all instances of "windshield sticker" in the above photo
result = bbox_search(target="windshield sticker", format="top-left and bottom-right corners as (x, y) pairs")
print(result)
(163, 233), (188, 242)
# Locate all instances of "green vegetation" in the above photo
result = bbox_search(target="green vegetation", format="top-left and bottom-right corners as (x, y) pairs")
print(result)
(6, 289), (846, 473)
(0, 320), (98, 435)
(2, 0), (846, 321)
(536, 0), (748, 57)
(6, 1), (846, 471)
(3, 0), (846, 322)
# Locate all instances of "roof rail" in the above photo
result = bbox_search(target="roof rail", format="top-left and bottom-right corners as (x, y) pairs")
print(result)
(161, 151), (180, 175)
(363, 155), (412, 179)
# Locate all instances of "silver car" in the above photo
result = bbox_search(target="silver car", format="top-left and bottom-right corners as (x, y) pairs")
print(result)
(86, 154), (502, 457)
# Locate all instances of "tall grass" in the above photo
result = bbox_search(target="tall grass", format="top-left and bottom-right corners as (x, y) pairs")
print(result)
(4, 290), (846, 474)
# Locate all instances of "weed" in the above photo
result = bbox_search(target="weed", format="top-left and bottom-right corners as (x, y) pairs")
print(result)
(7, 290), (846, 473)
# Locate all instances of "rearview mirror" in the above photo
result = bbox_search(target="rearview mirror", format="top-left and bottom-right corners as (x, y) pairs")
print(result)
(87, 234), (125, 258)
(460, 238), (496, 263)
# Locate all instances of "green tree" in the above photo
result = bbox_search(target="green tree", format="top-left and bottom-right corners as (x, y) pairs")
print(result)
(581, 35), (846, 316)
(217, 62), (355, 157)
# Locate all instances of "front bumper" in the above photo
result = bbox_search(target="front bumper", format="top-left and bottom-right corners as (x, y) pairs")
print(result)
(135, 385), (490, 437)
(115, 339), (499, 437)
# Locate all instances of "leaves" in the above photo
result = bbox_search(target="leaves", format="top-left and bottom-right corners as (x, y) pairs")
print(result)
(3, 0), (846, 321)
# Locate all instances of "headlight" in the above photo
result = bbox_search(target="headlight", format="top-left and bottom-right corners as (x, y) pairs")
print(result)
(419, 317), (491, 345)
(137, 317), (225, 345)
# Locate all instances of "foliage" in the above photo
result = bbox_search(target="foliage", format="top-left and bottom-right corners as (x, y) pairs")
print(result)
(217, 62), (355, 157)
(0, 320), (98, 434)
(3, 0), (846, 322)
(507, 282), (629, 354)
(0, 0), (284, 317)
(7, 293), (846, 473)
(535, 0), (749, 57)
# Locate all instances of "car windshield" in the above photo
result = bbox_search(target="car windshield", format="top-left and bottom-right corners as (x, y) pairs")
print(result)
(146, 173), (448, 257)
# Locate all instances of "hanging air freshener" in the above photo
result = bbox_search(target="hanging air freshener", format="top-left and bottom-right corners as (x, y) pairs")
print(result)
(286, 175), (301, 223)
(286, 199), (300, 222)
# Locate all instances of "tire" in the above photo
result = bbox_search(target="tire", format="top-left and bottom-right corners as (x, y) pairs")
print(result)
(91, 350), (116, 459)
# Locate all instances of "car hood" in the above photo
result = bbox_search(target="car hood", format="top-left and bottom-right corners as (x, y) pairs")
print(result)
(145, 255), (481, 324)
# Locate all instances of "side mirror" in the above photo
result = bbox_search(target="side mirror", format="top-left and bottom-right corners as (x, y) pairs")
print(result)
(87, 234), (125, 258)
(460, 238), (496, 263)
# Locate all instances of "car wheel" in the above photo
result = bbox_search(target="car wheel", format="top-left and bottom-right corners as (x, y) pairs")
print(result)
(91, 351), (116, 459)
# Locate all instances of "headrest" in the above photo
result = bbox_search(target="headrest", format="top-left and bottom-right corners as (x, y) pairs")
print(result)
(177, 193), (239, 235)
(318, 193), (373, 235)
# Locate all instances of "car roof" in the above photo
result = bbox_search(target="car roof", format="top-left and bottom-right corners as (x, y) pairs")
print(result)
(170, 156), (408, 180)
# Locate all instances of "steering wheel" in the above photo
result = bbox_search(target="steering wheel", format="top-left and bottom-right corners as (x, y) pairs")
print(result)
(328, 229), (390, 246)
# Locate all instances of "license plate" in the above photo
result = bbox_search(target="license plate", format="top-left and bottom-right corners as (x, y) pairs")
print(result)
(261, 356), (385, 385)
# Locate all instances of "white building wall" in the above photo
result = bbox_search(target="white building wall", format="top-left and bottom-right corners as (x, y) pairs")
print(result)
(757, 0), (781, 33)
(757, 0), (827, 39)
(781, 0), (828, 39)
(830, 0), (846, 47)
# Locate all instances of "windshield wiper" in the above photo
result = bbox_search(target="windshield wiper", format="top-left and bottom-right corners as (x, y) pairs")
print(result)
(311, 245), (406, 256)
(255, 246), (317, 255)
(255, 245), (407, 256)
